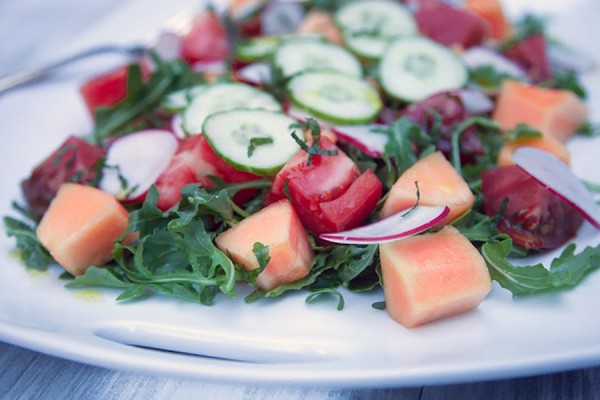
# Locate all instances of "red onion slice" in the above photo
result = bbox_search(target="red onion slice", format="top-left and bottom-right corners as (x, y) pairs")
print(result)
(170, 113), (186, 139)
(319, 205), (450, 245)
(513, 146), (600, 229)
(548, 45), (597, 74)
(260, 1), (305, 35)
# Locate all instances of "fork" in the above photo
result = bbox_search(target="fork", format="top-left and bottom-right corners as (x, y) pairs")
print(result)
(0, 44), (147, 95)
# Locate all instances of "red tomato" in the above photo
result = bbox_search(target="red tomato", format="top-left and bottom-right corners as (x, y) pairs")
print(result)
(502, 33), (552, 82)
(79, 61), (150, 116)
(481, 165), (583, 250)
(402, 90), (484, 164)
(154, 135), (261, 210)
(415, 2), (489, 49)
(154, 135), (217, 211)
(179, 10), (231, 64)
(318, 169), (383, 233)
(268, 137), (382, 235)
(21, 136), (105, 216)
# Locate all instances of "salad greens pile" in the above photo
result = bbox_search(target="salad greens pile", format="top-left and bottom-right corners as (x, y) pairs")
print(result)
(4, 0), (600, 310)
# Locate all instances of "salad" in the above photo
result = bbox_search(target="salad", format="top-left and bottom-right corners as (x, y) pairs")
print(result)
(4, 0), (600, 329)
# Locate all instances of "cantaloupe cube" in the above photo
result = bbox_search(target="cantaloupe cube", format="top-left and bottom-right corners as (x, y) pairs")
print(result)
(492, 80), (588, 142)
(497, 136), (570, 166)
(215, 199), (314, 291)
(380, 151), (474, 224)
(380, 226), (492, 328)
(36, 183), (129, 276)
(465, 0), (512, 40)
(297, 11), (343, 45)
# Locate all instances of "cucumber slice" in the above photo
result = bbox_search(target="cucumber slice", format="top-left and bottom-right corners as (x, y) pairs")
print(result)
(336, 0), (417, 60)
(273, 40), (362, 79)
(235, 36), (282, 63)
(161, 85), (207, 112)
(182, 82), (281, 135)
(202, 109), (301, 176)
(379, 36), (468, 103)
(287, 71), (382, 125)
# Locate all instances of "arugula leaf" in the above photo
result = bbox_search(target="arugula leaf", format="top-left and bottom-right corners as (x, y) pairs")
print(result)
(247, 137), (274, 157)
(498, 14), (547, 51)
(504, 123), (543, 141)
(482, 235), (600, 296)
(66, 266), (130, 288)
(306, 288), (345, 310)
(93, 53), (201, 144)
(469, 65), (515, 91)
(3, 204), (54, 270)
(383, 117), (434, 187)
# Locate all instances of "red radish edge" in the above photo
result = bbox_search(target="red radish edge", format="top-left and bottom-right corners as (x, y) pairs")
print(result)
(319, 205), (450, 245)
(99, 130), (178, 201)
(512, 146), (600, 229)
(331, 125), (389, 158)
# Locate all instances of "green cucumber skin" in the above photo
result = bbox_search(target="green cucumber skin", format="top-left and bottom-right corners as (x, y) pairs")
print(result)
(202, 109), (301, 176)
(378, 37), (469, 103)
(286, 72), (382, 126)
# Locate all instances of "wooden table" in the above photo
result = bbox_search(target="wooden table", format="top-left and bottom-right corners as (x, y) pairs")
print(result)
(1, 1), (599, 399)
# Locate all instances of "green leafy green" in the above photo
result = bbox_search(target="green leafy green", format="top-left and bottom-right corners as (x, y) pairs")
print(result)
(306, 288), (345, 310)
(290, 118), (338, 165)
(93, 53), (202, 144)
(3, 203), (54, 270)
(469, 65), (515, 92)
(482, 236), (600, 296)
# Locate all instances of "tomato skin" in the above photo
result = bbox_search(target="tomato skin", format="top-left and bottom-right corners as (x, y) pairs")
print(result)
(318, 169), (383, 233)
(502, 33), (552, 82)
(21, 136), (105, 216)
(179, 11), (231, 64)
(415, 1), (489, 49)
(402, 91), (484, 164)
(79, 61), (149, 116)
(481, 165), (583, 250)
(154, 135), (216, 211)
(268, 137), (382, 235)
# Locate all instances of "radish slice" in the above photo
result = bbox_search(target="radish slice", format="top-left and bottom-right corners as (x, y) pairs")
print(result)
(513, 146), (600, 229)
(462, 46), (529, 81)
(170, 114), (187, 139)
(458, 89), (494, 115)
(548, 45), (597, 74)
(260, 1), (305, 35)
(191, 60), (228, 75)
(100, 130), (178, 200)
(331, 124), (389, 158)
(235, 62), (272, 85)
(319, 205), (450, 245)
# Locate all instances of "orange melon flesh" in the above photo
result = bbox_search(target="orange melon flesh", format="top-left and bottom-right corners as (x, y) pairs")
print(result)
(492, 80), (588, 142)
(497, 136), (570, 166)
(380, 151), (474, 224)
(36, 183), (129, 276)
(297, 11), (343, 45)
(215, 199), (314, 292)
(380, 226), (492, 328)
(465, 0), (512, 40)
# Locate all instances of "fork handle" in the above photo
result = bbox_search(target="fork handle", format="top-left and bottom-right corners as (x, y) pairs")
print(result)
(0, 44), (145, 95)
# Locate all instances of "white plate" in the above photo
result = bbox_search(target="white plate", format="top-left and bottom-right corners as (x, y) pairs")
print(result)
(1, 0), (600, 388)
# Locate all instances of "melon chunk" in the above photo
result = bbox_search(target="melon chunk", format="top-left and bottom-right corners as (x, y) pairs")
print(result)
(465, 0), (512, 40)
(380, 226), (492, 328)
(492, 80), (588, 142)
(380, 151), (474, 224)
(36, 183), (129, 276)
(497, 136), (570, 166)
(215, 199), (314, 291)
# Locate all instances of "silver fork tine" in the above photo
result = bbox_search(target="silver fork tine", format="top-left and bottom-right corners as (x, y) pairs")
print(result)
(0, 43), (146, 95)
